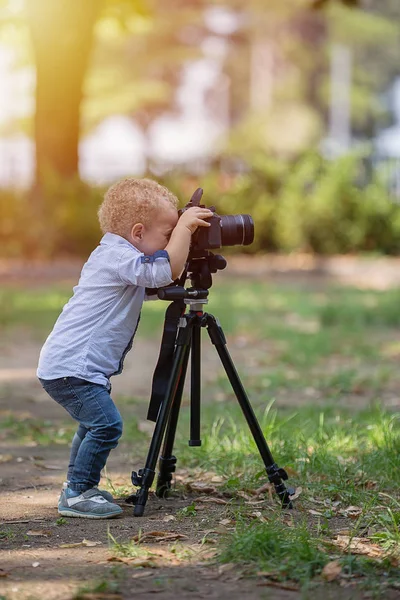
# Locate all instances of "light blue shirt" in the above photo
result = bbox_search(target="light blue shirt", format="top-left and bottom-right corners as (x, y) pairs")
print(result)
(37, 232), (173, 387)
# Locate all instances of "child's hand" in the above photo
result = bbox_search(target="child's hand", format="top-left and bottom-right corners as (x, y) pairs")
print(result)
(176, 207), (213, 235)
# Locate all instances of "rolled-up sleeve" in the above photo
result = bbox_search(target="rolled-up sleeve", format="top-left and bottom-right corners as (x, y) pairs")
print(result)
(118, 249), (174, 288)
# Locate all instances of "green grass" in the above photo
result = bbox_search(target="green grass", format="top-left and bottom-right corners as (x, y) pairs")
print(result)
(220, 518), (328, 583)
(73, 579), (122, 600)
(3, 278), (400, 340)
(162, 401), (399, 592)
(0, 414), (76, 445)
(0, 528), (16, 541)
(0, 286), (72, 335)
(171, 402), (400, 496)
(219, 519), (400, 591)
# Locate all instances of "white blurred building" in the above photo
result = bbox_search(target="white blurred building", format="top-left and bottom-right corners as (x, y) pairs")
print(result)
(375, 77), (400, 158)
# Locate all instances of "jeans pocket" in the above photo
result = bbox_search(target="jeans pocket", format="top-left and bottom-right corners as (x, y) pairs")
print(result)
(38, 377), (64, 392)
(43, 378), (84, 420)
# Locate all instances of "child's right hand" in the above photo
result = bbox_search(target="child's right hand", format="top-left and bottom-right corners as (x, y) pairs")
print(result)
(165, 206), (214, 279)
(176, 206), (213, 235)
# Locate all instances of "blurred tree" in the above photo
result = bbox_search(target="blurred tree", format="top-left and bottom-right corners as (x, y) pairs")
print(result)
(23, 0), (206, 186)
(219, 0), (399, 159)
(83, 0), (207, 135)
(26, 0), (101, 185)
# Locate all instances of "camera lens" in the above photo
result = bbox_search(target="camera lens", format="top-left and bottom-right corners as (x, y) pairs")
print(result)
(220, 214), (254, 246)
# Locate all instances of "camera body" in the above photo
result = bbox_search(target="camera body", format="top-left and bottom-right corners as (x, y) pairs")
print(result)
(196, 212), (223, 249)
(180, 207), (224, 250)
(179, 188), (254, 251)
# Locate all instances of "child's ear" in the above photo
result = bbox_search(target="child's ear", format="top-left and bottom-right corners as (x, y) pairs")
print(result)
(130, 223), (144, 241)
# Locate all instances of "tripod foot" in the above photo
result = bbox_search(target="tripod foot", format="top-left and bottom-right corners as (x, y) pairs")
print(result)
(130, 467), (155, 517)
(266, 463), (295, 509)
(280, 491), (293, 510)
(156, 455), (177, 498)
(134, 503), (145, 517)
(156, 481), (170, 498)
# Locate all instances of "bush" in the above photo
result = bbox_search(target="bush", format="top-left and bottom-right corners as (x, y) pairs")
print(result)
(0, 176), (104, 258)
(1, 152), (399, 258)
(162, 151), (400, 256)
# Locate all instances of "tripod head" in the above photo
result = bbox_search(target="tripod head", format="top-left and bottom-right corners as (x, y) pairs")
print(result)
(147, 248), (227, 302)
(182, 248), (227, 291)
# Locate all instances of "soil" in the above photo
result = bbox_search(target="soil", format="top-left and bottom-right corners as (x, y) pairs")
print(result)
(1, 258), (400, 600)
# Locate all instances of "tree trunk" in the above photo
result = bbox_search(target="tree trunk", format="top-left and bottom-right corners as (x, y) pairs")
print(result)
(26, 0), (101, 185)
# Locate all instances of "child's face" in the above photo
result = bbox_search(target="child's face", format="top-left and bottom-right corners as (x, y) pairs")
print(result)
(131, 200), (178, 255)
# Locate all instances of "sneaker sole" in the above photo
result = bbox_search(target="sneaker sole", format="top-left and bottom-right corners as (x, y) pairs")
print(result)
(58, 506), (122, 519)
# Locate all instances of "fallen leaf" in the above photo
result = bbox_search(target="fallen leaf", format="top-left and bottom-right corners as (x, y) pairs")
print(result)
(132, 570), (153, 579)
(254, 483), (273, 496)
(249, 511), (262, 519)
(27, 530), (51, 537)
(332, 535), (385, 558)
(308, 509), (324, 516)
(218, 563), (236, 575)
(321, 560), (342, 582)
(83, 539), (103, 547)
(341, 506), (363, 519)
(289, 486), (302, 501)
(195, 496), (229, 505)
(283, 515), (294, 527)
(0, 519), (44, 525)
(219, 518), (235, 526)
(211, 475), (224, 483)
(34, 462), (62, 470)
(162, 515), (176, 522)
(108, 556), (158, 568)
(59, 539), (102, 549)
(32, 562), (40, 568)
(364, 480), (377, 490)
(187, 482), (217, 494)
(237, 491), (252, 501)
(132, 531), (187, 544)
(336, 529), (351, 536)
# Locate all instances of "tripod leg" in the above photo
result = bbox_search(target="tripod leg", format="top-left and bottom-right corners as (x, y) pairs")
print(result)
(131, 340), (191, 516)
(156, 343), (191, 498)
(130, 314), (197, 516)
(190, 322), (201, 446)
(206, 314), (293, 508)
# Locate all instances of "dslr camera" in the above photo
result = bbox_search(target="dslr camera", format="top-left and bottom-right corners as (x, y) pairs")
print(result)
(179, 188), (254, 251)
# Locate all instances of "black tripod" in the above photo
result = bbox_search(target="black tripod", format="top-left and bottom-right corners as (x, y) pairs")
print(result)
(127, 252), (295, 516)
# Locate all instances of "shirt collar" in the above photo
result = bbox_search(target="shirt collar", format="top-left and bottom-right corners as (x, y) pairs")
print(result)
(101, 232), (140, 253)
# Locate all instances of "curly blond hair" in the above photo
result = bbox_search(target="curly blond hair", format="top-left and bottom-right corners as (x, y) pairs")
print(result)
(98, 177), (178, 238)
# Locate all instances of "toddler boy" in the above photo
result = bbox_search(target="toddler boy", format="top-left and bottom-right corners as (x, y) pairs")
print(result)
(37, 177), (212, 518)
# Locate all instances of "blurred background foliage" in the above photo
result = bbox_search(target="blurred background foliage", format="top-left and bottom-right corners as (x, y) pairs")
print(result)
(1, 0), (400, 257)
(2, 151), (400, 257)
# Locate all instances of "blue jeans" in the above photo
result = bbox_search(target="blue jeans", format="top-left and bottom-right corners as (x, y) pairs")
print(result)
(39, 376), (123, 493)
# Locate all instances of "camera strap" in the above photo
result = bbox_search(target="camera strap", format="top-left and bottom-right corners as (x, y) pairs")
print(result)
(147, 299), (185, 422)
